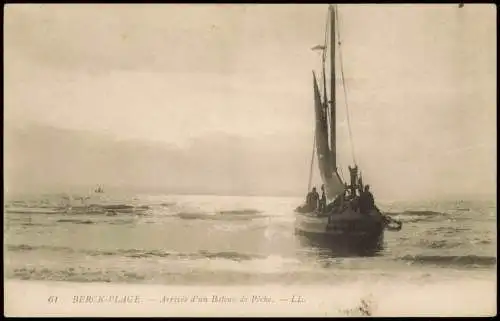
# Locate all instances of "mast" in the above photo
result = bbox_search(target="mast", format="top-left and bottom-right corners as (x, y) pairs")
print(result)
(321, 38), (328, 109)
(329, 5), (337, 171)
(308, 6), (345, 201)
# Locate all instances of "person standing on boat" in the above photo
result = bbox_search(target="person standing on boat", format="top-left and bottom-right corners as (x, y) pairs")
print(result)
(306, 187), (320, 212)
(348, 165), (359, 197)
(318, 185), (327, 213)
(359, 185), (375, 214)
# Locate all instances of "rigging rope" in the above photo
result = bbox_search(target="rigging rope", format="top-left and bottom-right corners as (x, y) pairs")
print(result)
(307, 133), (316, 193)
(334, 5), (357, 166)
(322, 10), (329, 71)
(320, 9), (329, 106)
(338, 166), (345, 183)
(322, 8), (332, 155)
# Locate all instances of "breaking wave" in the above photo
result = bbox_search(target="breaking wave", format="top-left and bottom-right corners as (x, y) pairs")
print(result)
(56, 219), (95, 225)
(159, 202), (176, 207)
(5, 267), (328, 284)
(384, 210), (455, 223)
(217, 209), (262, 215)
(417, 239), (462, 249)
(6, 244), (265, 261)
(386, 210), (448, 217)
(5, 206), (149, 215)
(432, 226), (471, 234)
(398, 254), (497, 268)
(176, 210), (266, 221)
(5, 208), (64, 215)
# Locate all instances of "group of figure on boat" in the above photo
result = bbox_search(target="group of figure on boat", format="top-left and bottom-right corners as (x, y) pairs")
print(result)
(302, 165), (376, 216)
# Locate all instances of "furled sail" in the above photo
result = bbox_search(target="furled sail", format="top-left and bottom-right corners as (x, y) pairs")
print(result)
(313, 71), (332, 182)
(324, 170), (344, 200)
(313, 71), (344, 200)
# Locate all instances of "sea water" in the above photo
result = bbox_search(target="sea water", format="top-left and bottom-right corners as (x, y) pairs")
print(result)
(3, 193), (497, 316)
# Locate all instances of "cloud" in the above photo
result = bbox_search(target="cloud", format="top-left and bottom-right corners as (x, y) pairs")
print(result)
(4, 124), (311, 196)
(4, 123), (495, 200)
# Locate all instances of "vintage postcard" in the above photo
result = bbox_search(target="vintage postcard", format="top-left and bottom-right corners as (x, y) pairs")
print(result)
(4, 3), (496, 317)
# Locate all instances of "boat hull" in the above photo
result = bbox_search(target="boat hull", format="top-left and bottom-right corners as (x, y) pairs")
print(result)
(294, 207), (385, 255)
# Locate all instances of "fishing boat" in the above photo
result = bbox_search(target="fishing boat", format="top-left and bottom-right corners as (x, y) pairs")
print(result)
(294, 5), (402, 253)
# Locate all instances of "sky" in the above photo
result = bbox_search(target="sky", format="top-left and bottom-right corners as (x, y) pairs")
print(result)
(4, 4), (497, 200)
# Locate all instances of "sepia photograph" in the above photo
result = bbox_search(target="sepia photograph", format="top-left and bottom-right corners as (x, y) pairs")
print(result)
(4, 3), (496, 317)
